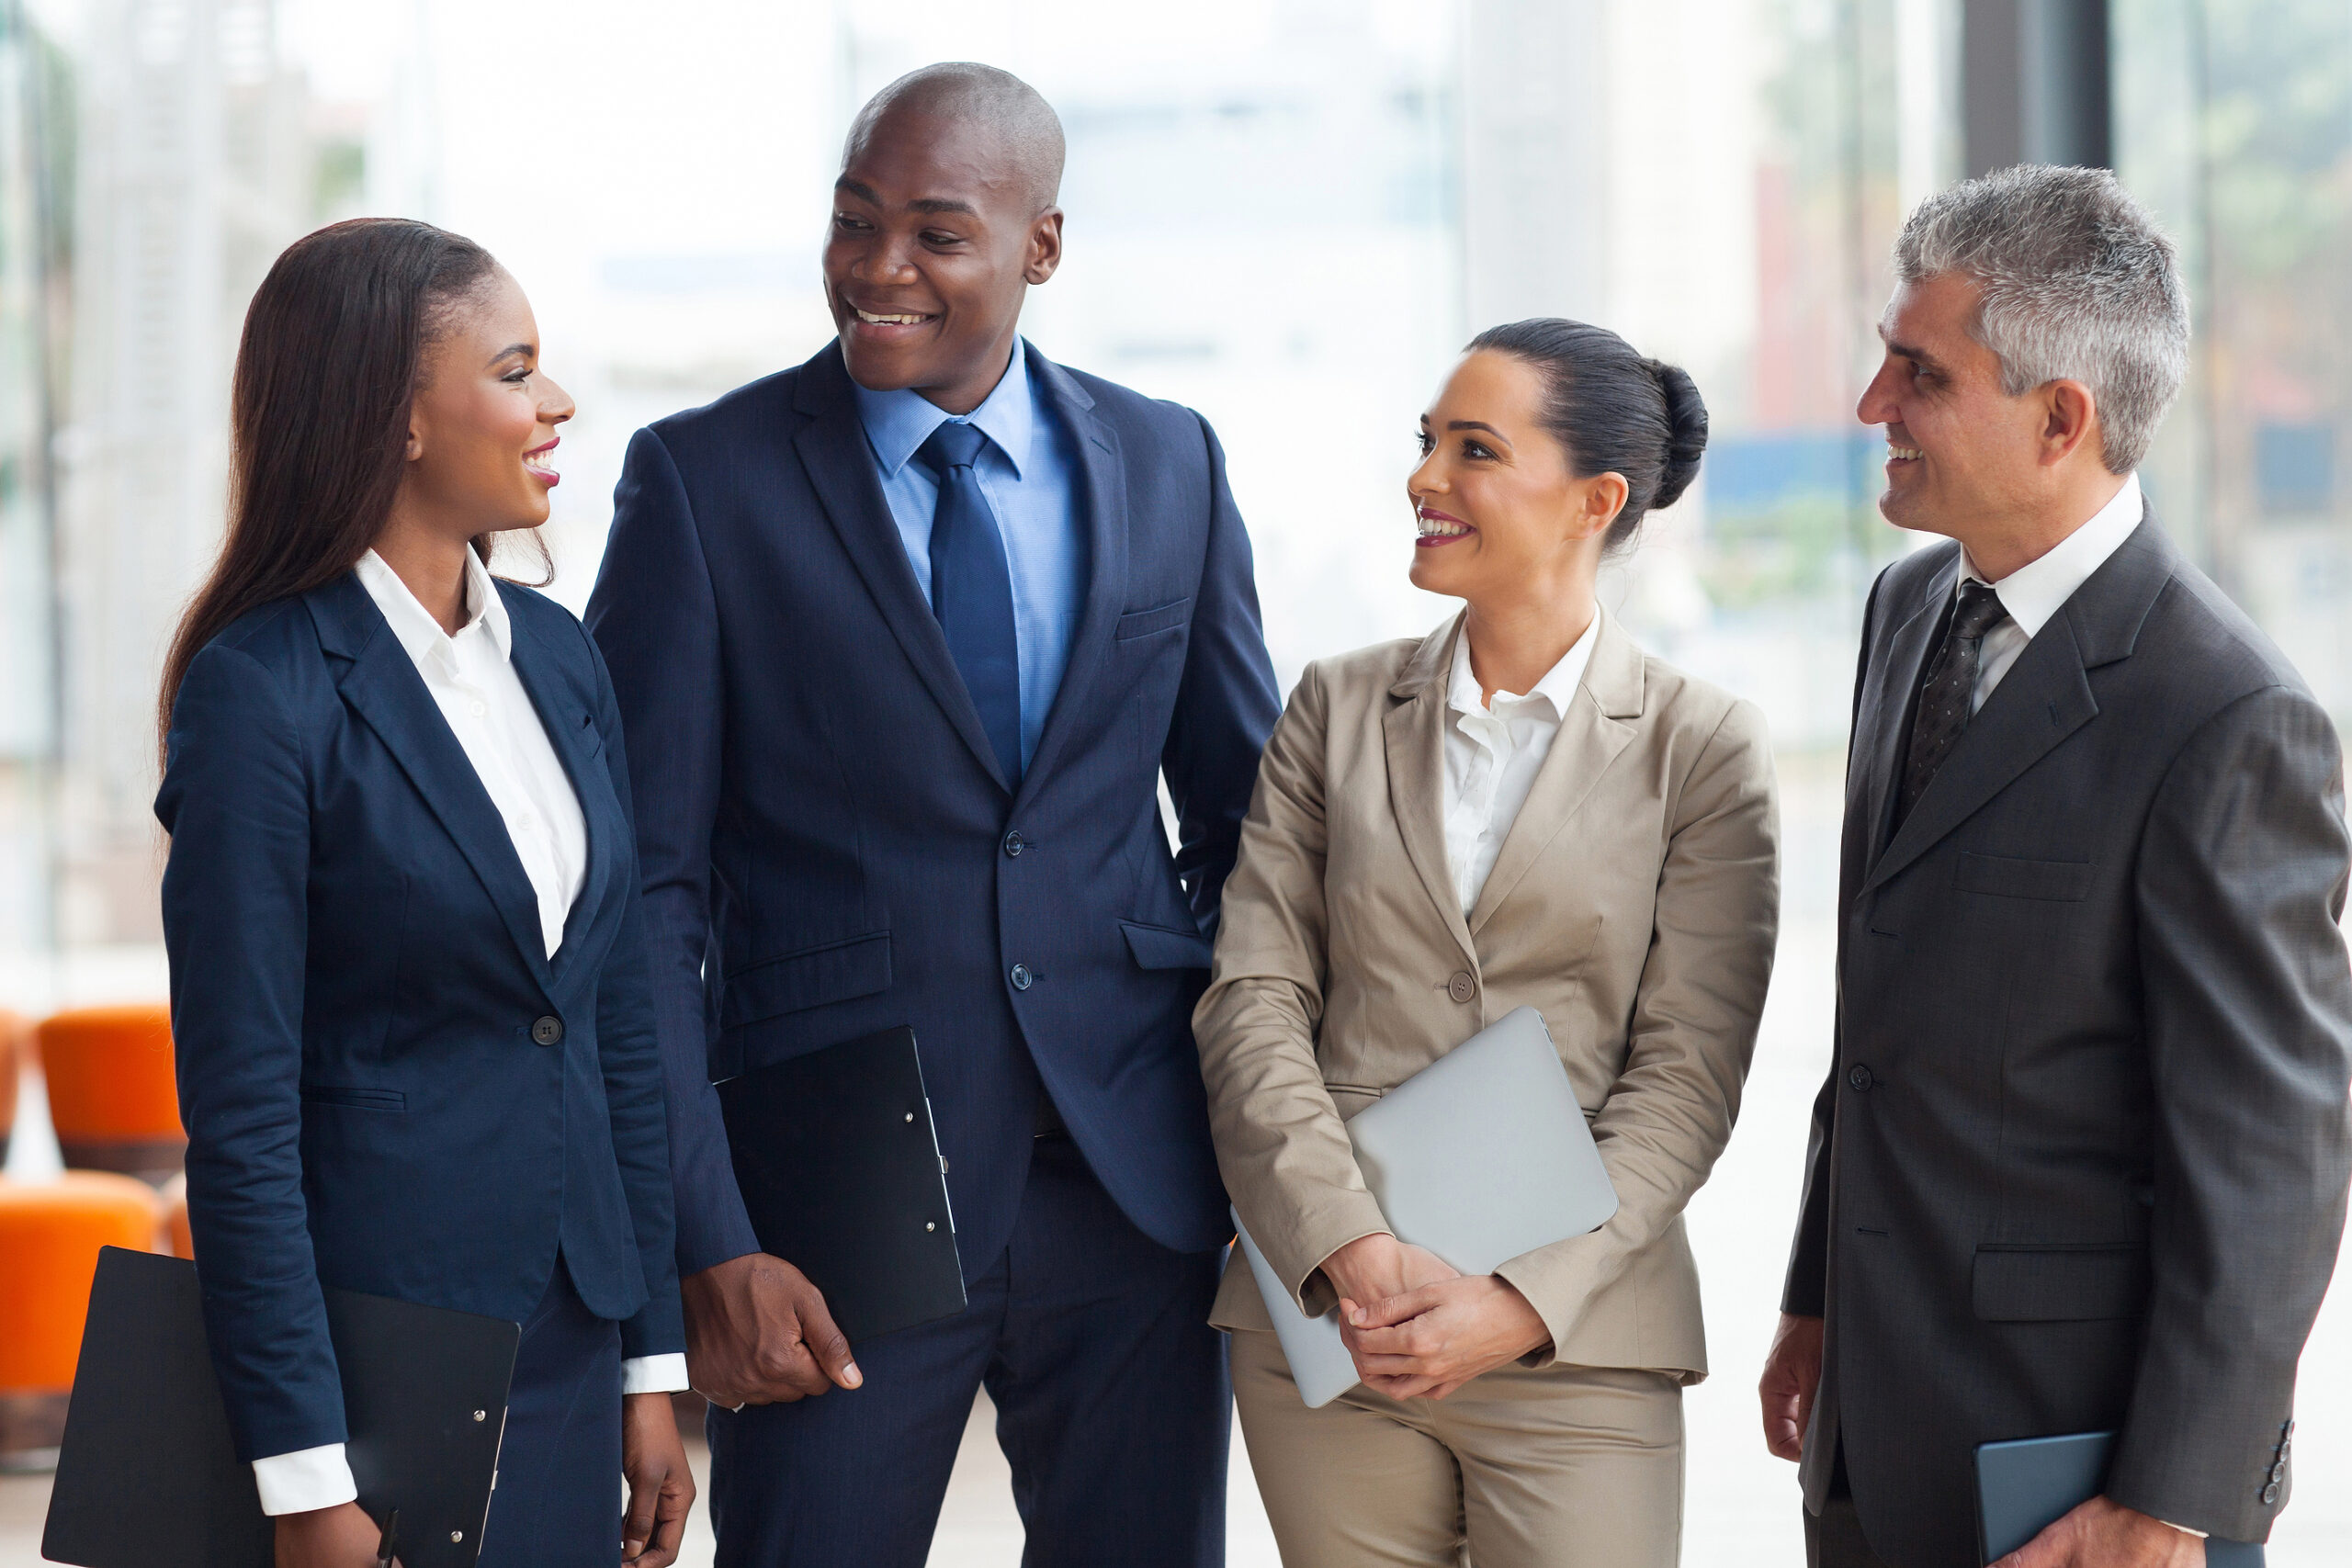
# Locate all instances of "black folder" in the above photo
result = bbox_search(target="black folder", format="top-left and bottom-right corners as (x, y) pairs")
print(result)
(1976, 1431), (2264, 1566)
(718, 1024), (967, 1342)
(43, 1247), (518, 1568)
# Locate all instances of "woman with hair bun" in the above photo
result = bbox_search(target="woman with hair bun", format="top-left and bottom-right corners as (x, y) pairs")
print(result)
(1197, 321), (1778, 1564)
(155, 220), (693, 1567)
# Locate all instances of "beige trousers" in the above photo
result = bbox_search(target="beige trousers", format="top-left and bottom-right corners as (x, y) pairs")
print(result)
(1231, 1327), (1685, 1568)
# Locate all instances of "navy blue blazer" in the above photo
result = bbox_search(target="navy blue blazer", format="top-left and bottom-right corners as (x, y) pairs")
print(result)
(155, 572), (684, 1464)
(586, 340), (1281, 1279)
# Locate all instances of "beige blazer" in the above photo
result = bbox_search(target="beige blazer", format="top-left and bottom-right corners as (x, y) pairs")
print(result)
(1194, 610), (1778, 1380)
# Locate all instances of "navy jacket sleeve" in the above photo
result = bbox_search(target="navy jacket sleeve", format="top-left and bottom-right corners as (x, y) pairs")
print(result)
(583, 626), (689, 1357)
(1163, 412), (1282, 935)
(586, 426), (763, 1277)
(155, 640), (348, 1462)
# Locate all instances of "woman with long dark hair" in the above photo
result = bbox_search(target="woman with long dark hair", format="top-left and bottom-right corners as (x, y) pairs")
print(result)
(1196, 321), (1779, 1565)
(156, 219), (693, 1568)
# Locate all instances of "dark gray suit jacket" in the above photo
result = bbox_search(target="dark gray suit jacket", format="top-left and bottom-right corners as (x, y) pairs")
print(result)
(1782, 508), (2352, 1564)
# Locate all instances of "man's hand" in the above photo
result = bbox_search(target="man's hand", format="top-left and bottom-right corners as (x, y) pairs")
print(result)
(1317, 1232), (1459, 1314)
(1337, 1275), (1551, 1401)
(274, 1501), (393, 1568)
(621, 1392), (695, 1566)
(1758, 1312), (1824, 1461)
(681, 1253), (862, 1408)
(1992, 1496), (2206, 1568)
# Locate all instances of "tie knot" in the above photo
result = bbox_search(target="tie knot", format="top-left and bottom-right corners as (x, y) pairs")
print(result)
(916, 420), (989, 477)
(1953, 581), (2008, 639)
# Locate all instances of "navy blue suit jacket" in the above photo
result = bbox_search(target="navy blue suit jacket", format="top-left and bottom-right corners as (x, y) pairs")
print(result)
(155, 573), (684, 1464)
(586, 340), (1281, 1280)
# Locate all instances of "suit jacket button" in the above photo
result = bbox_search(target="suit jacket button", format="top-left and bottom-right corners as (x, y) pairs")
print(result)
(2262, 1483), (2281, 1506)
(1010, 964), (1034, 992)
(1003, 830), (1025, 857)
(2269, 1461), (2286, 1483)
(531, 1016), (564, 1046)
(1848, 1064), (1875, 1091)
(1446, 971), (1476, 1004)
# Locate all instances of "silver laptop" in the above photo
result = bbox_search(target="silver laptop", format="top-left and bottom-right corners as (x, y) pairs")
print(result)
(1232, 1006), (1619, 1407)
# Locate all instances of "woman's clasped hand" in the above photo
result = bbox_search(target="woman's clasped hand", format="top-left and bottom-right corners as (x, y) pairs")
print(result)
(1321, 1231), (1552, 1401)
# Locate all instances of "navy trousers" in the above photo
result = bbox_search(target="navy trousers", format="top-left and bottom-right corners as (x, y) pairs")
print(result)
(477, 1256), (625, 1568)
(706, 1135), (1230, 1567)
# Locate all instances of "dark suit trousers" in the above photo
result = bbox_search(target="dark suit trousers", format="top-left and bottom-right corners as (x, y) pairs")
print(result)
(706, 1134), (1230, 1567)
(477, 1255), (626, 1567)
(1805, 1449), (1898, 1568)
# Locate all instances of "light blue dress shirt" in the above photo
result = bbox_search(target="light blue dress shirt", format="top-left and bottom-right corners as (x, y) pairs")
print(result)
(854, 341), (1087, 772)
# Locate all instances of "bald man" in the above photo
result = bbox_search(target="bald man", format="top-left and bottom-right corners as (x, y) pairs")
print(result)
(588, 64), (1278, 1566)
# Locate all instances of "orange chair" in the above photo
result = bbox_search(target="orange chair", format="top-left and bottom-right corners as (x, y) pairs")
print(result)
(38, 1005), (186, 1182)
(0, 1010), (21, 1168)
(0, 1173), (159, 1455)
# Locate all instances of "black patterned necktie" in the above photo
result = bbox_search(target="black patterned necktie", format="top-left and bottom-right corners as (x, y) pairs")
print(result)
(1895, 581), (2009, 827)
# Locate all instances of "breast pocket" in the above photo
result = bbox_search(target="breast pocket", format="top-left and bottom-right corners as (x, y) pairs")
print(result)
(1952, 852), (2095, 902)
(1114, 599), (1193, 642)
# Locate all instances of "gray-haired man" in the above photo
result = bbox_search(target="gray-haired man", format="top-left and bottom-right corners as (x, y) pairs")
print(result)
(1758, 164), (2352, 1568)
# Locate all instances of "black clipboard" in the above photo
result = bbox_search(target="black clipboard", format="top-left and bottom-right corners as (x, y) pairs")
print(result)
(1976, 1430), (2265, 1566)
(43, 1247), (518, 1568)
(718, 1024), (967, 1341)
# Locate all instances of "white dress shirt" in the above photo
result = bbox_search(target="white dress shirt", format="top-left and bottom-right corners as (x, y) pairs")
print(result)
(250, 550), (686, 1517)
(1440, 610), (1602, 915)
(1957, 474), (2143, 713)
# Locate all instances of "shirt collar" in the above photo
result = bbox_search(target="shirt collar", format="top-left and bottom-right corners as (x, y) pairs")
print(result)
(1957, 472), (2143, 639)
(1445, 606), (1603, 721)
(355, 547), (511, 665)
(853, 338), (1035, 481)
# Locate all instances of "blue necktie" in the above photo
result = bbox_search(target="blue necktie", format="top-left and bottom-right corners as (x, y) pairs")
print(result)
(916, 421), (1023, 786)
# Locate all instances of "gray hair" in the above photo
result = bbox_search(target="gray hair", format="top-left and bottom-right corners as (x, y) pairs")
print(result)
(1893, 164), (2189, 474)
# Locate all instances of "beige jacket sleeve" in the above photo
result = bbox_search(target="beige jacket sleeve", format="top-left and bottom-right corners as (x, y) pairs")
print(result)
(1493, 697), (1779, 1362)
(1193, 662), (1390, 1312)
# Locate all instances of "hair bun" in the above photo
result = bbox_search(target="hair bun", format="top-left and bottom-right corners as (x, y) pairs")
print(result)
(1646, 358), (1708, 512)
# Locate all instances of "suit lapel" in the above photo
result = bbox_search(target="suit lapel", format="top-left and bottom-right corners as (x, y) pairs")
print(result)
(1017, 348), (1125, 798)
(1384, 617), (1478, 970)
(1859, 513), (2174, 897)
(1467, 615), (1643, 936)
(502, 591), (613, 976)
(310, 575), (551, 983)
(1854, 558), (1955, 874)
(790, 343), (1011, 792)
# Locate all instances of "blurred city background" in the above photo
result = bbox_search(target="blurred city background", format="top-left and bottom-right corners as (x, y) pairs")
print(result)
(0, 0), (2346, 1562)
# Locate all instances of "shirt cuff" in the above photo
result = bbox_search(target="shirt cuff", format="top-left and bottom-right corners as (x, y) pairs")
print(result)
(2157, 1519), (2210, 1540)
(252, 1443), (359, 1516)
(621, 1352), (691, 1395)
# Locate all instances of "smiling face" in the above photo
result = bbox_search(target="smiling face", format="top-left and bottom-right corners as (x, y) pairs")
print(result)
(1857, 271), (2059, 538)
(823, 108), (1063, 415)
(1406, 349), (1625, 607)
(402, 267), (573, 536)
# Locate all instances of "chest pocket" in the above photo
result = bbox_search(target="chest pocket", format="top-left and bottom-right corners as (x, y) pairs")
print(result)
(1115, 599), (1192, 641)
(1952, 852), (2094, 902)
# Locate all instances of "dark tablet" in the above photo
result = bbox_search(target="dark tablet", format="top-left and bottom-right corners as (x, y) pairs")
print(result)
(1976, 1430), (2264, 1566)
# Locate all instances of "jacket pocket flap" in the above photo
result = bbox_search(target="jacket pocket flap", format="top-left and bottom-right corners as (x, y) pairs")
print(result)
(300, 1085), (406, 1111)
(1972, 1245), (2149, 1322)
(1954, 852), (2095, 901)
(1121, 919), (1214, 970)
(724, 931), (893, 1029)
(1114, 599), (1193, 641)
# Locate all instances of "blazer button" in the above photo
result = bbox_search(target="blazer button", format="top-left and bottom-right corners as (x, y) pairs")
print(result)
(1446, 971), (1476, 1004)
(531, 1016), (564, 1046)
(1848, 1064), (1875, 1092)
(1003, 830), (1026, 857)
(1010, 964), (1034, 992)
(2262, 1483), (2281, 1506)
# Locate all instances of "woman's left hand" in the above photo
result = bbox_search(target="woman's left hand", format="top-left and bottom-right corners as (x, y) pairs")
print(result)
(621, 1392), (696, 1567)
(1338, 1275), (1553, 1401)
